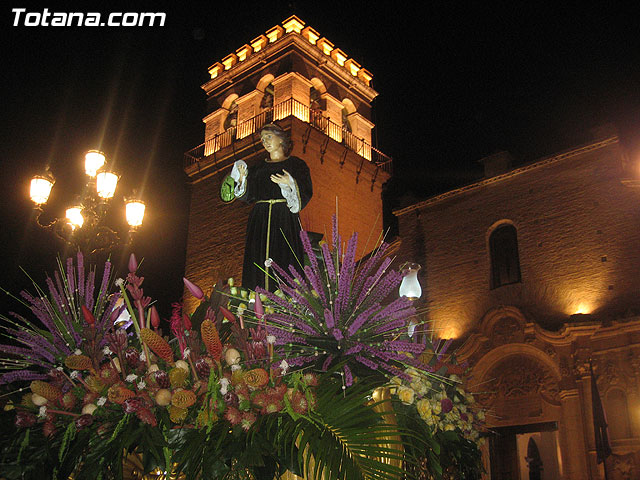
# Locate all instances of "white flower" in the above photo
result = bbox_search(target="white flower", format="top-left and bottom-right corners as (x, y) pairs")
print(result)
(264, 258), (273, 268)
(103, 346), (112, 356)
(74, 349), (82, 355)
(220, 378), (230, 395)
(139, 352), (146, 362)
(231, 364), (242, 372)
(70, 370), (80, 379)
(97, 397), (107, 406)
(125, 374), (138, 383)
(56, 366), (64, 371)
(38, 406), (47, 418)
(115, 278), (124, 287)
(137, 381), (146, 390)
(266, 335), (276, 344)
(183, 348), (191, 360)
(279, 359), (289, 371)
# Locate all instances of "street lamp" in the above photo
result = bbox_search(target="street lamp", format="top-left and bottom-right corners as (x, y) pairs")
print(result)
(399, 262), (422, 300)
(399, 263), (423, 340)
(29, 150), (146, 254)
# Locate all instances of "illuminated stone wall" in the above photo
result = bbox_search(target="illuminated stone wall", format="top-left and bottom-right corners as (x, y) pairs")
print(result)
(395, 137), (640, 338)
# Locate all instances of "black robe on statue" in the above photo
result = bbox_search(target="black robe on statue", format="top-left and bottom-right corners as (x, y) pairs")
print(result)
(239, 156), (312, 291)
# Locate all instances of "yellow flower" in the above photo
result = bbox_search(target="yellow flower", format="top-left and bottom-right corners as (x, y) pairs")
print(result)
(410, 380), (428, 396)
(397, 386), (415, 405)
(390, 376), (402, 385)
(416, 399), (431, 419)
(444, 423), (456, 431)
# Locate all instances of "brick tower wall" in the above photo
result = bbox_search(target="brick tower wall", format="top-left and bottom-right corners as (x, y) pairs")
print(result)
(183, 116), (389, 312)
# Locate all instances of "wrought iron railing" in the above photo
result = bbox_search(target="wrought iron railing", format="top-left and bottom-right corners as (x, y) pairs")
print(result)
(184, 98), (392, 173)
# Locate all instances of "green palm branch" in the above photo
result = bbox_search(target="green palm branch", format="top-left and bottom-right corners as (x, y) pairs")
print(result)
(260, 378), (426, 480)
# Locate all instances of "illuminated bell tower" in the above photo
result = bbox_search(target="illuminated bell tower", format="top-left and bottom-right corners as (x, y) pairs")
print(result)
(183, 16), (392, 310)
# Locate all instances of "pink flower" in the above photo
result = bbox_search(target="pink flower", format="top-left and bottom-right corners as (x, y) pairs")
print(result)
(128, 253), (138, 273)
(150, 306), (161, 329)
(183, 277), (204, 300)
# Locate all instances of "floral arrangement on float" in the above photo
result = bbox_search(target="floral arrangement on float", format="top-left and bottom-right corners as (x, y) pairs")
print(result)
(0, 220), (485, 480)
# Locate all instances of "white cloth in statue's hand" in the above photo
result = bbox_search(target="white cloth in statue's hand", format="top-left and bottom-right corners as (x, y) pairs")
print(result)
(278, 172), (301, 213)
(232, 160), (248, 197)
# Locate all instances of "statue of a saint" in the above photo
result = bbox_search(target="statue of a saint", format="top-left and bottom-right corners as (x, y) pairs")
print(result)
(232, 123), (313, 291)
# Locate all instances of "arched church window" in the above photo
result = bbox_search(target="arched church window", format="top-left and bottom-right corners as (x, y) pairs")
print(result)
(489, 223), (521, 289)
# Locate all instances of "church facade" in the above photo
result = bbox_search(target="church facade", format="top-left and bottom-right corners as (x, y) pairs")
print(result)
(396, 138), (640, 479)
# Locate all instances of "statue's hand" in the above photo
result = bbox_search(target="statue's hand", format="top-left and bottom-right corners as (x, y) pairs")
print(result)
(270, 169), (293, 187)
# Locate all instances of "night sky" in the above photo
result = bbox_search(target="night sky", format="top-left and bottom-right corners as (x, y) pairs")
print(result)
(1, 2), (639, 317)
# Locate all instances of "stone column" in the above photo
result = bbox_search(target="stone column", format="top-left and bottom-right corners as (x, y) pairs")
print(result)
(558, 389), (590, 479)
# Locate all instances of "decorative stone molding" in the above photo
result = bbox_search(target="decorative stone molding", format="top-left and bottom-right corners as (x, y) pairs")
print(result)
(571, 347), (592, 378)
(478, 355), (560, 407)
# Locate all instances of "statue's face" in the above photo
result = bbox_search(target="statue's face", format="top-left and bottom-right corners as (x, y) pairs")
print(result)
(260, 130), (284, 153)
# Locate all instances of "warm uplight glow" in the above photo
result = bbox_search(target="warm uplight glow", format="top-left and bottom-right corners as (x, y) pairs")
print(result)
(399, 263), (422, 300)
(282, 16), (304, 33)
(125, 199), (145, 227)
(66, 206), (84, 229)
(84, 150), (106, 177)
(96, 171), (119, 199)
(573, 303), (592, 315)
(30, 175), (54, 205)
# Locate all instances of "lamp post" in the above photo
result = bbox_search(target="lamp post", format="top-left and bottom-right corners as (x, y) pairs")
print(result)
(29, 150), (146, 254)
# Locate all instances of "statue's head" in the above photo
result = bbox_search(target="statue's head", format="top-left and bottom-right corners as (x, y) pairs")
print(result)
(260, 123), (292, 156)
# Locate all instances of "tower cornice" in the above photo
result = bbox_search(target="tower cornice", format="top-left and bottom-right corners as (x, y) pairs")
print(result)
(201, 16), (378, 103)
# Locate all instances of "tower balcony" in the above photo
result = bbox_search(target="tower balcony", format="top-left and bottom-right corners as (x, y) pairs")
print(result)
(183, 98), (392, 176)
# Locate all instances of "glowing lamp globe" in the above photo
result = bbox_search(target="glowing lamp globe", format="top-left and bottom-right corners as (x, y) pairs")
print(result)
(96, 171), (119, 199)
(399, 263), (422, 300)
(65, 206), (84, 230)
(125, 199), (145, 227)
(84, 150), (106, 177)
(29, 175), (55, 205)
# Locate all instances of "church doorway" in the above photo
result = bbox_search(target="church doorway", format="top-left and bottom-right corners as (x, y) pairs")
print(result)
(489, 422), (561, 480)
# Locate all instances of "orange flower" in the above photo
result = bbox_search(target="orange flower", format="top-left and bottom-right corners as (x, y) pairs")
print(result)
(201, 320), (222, 361)
(107, 384), (135, 404)
(30, 381), (62, 402)
(64, 354), (94, 371)
(243, 368), (269, 389)
(140, 328), (174, 364)
(171, 389), (196, 409)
